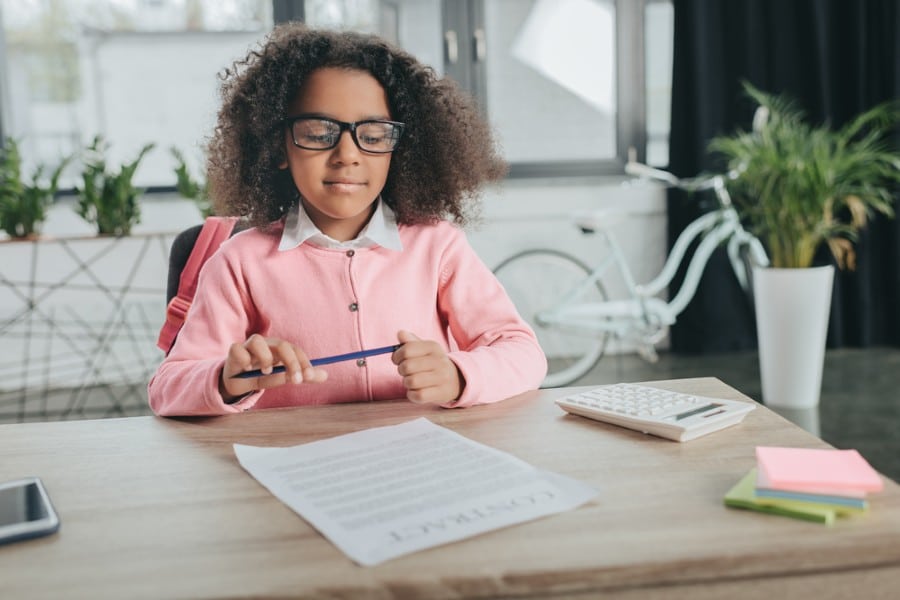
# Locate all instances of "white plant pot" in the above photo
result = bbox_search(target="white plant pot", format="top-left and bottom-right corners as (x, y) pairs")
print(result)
(753, 265), (834, 409)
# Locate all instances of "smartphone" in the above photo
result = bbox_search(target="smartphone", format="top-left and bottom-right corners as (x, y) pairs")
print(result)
(0, 477), (60, 546)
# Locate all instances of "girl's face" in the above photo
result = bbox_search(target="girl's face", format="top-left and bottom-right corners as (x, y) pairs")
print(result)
(282, 67), (394, 242)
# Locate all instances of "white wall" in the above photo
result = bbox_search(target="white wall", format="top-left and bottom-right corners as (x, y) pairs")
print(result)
(473, 177), (665, 275)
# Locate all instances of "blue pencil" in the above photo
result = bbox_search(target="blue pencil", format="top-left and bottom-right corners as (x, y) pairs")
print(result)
(232, 344), (401, 379)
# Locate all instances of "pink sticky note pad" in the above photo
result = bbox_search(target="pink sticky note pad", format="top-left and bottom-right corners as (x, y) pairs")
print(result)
(755, 446), (884, 494)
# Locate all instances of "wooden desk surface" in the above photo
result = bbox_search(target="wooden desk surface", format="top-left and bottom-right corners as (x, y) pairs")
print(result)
(2, 378), (899, 599)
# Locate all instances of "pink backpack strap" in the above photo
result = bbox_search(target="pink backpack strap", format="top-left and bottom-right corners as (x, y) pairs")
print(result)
(157, 216), (239, 353)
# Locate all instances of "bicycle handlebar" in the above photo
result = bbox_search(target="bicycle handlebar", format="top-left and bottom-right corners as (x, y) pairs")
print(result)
(625, 148), (745, 207)
(623, 160), (681, 186)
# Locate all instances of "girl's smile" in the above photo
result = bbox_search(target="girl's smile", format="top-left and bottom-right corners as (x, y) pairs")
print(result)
(324, 178), (367, 193)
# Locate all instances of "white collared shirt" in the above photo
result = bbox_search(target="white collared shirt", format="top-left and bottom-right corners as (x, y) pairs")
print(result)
(278, 197), (404, 252)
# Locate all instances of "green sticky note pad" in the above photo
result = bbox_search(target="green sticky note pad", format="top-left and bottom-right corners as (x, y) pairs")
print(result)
(724, 469), (836, 525)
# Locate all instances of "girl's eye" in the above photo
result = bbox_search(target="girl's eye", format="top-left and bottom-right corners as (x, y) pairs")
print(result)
(358, 124), (396, 148)
(294, 120), (340, 147)
(304, 133), (337, 144)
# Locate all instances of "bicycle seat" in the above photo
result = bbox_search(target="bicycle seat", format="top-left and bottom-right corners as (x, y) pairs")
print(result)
(573, 209), (631, 233)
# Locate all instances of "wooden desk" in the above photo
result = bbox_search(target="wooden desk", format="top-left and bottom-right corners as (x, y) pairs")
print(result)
(3, 378), (899, 599)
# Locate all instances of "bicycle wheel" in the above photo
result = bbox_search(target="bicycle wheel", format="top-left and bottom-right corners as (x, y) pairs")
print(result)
(493, 249), (610, 388)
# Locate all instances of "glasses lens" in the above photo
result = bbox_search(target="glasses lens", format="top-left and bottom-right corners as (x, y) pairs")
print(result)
(292, 119), (340, 149)
(355, 121), (403, 152)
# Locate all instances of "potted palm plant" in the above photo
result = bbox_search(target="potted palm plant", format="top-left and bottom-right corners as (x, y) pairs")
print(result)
(75, 136), (155, 236)
(710, 82), (900, 408)
(0, 138), (71, 240)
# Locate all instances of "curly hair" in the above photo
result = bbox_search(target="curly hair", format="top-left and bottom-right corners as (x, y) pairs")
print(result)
(207, 22), (507, 229)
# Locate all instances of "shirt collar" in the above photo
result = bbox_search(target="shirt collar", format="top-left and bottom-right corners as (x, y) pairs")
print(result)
(278, 197), (403, 252)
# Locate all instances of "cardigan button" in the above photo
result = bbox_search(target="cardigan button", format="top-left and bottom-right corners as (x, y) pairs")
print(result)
(356, 358), (366, 367)
(349, 302), (358, 312)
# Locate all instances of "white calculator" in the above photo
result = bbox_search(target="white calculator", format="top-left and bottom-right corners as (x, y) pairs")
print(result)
(555, 383), (756, 442)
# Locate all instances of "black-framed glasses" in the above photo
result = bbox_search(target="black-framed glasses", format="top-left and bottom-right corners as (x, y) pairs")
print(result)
(285, 116), (405, 153)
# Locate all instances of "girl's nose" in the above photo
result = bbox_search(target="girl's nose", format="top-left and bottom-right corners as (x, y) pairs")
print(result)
(329, 130), (361, 164)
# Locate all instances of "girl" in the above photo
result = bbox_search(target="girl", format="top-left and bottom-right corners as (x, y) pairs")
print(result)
(148, 23), (547, 416)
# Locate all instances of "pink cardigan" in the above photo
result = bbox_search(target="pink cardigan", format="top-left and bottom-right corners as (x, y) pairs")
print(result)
(148, 220), (547, 415)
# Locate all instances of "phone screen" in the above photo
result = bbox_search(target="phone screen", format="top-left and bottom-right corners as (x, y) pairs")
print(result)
(0, 478), (60, 545)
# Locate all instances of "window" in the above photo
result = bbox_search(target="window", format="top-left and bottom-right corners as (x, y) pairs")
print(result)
(486, 0), (618, 170)
(0, 0), (672, 187)
(0, 0), (273, 187)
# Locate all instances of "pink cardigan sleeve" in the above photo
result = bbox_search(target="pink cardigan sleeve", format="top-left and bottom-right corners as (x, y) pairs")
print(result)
(437, 229), (547, 407)
(148, 247), (261, 416)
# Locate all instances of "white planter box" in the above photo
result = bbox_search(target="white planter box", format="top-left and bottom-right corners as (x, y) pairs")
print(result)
(0, 233), (176, 392)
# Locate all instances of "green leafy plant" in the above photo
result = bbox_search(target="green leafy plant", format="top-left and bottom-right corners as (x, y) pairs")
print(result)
(75, 136), (155, 236)
(710, 82), (900, 269)
(171, 146), (213, 217)
(0, 138), (71, 239)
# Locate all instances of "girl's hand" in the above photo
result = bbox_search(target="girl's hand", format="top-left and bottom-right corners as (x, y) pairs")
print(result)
(392, 330), (465, 405)
(219, 334), (328, 403)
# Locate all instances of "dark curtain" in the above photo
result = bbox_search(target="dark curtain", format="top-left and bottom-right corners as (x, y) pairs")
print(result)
(668, 0), (900, 353)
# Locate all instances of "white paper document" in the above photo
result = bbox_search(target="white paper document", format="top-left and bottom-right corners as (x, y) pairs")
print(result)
(234, 417), (599, 566)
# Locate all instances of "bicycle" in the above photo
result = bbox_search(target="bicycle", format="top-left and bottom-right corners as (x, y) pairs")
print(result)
(492, 155), (769, 388)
